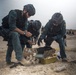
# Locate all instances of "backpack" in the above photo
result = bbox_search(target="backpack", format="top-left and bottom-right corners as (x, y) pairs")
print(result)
(0, 26), (10, 41)
(2, 15), (9, 29)
(0, 15), (10, 41)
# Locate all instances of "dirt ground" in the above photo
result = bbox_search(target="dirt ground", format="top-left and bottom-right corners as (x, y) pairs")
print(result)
(0, 35), (76, 75)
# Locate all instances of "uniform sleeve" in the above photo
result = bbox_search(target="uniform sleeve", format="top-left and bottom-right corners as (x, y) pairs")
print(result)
(40, 20), (50, 39)
(33, 31), (39, 41)
(56, 21), (66, 39)
(8, 10), (17, 31)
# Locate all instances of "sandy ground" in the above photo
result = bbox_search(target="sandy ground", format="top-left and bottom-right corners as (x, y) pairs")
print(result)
(0, 35), (76, 75)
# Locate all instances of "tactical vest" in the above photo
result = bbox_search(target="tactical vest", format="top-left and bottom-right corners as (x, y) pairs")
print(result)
(14, 10), (27, 30)
(2, 10), (27, 30)
(47, 20), (65, 36)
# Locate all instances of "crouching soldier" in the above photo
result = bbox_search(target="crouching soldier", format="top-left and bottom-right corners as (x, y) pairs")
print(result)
(6, 4), (36, 65)
(38, 12), (67, 62)
(20, 20), (41, 49)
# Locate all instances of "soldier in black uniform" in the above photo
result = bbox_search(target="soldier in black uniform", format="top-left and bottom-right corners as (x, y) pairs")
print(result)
(20, 20), (41, 49)
(38, 12), (67, 62)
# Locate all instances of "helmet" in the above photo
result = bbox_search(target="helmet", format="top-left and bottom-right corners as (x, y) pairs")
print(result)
(33, 20), (41, 30)
(52, 12), (63, 24)
(27, 20), (41, 35)
(24, 4), (35, 16)
(29, 20), (41, 31)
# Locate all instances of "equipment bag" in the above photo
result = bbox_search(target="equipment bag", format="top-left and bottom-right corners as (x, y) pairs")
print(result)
(0, 26), (10, 41)
(2, 15), (9, 29)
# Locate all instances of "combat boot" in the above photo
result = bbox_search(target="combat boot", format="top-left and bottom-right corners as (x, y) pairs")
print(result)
(18, 58), (31, 66)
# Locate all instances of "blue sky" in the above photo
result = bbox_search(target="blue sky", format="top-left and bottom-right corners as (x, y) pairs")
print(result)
(0, 0), (76, 29)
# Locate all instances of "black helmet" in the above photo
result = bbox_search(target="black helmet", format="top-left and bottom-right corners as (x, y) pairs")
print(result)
(33, 20), (41, 31)
(29, 20), (41, 31)
(52, 12), (63, 24)
(24, 4), (35, 16)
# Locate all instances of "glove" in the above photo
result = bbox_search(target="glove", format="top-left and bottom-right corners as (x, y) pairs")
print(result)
(38, 38), (42, 46)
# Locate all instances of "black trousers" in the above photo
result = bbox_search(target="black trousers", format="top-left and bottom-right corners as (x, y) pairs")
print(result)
(44, 36), (67, 59)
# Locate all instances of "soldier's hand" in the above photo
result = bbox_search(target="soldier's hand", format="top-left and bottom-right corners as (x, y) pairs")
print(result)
(38, 38), (42, 46)
(25, 31), (32, 37)
(28, 40), (33, 45)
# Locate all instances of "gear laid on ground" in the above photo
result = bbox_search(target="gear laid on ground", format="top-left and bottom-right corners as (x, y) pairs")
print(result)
(23, 47), (56, 64)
